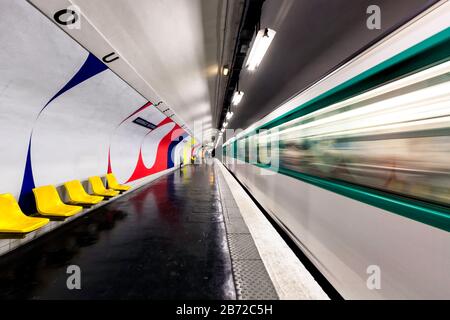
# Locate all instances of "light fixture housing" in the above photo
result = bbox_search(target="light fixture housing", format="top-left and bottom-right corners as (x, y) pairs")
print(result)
(223, 65), (229, 76)
(226, 111), (234, 120)
(245, 28), (276, 71)
(232, 91), (244, 106)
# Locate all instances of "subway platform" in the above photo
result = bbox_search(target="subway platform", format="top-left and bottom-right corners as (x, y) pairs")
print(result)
(0, 162), (327, 300)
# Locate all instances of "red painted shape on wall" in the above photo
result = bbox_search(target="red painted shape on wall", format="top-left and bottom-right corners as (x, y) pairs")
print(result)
(126, 118), (185, 183)
(107, 148), (112, 174)
(119, 101), (153, 125)
(108, 101), (153, 175)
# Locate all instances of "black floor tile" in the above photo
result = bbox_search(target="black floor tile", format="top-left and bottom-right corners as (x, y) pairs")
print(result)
(0, 164), (235, 300)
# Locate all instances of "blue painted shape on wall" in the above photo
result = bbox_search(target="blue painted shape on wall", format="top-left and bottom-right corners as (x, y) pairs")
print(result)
(18, 141), (36, 214)
(39, 53), (108, 114)
(167, 134), (188, 168)
(19, 53), (108, 213)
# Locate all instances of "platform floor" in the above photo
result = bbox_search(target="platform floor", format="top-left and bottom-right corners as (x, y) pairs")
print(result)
(0, 164), (241, 299)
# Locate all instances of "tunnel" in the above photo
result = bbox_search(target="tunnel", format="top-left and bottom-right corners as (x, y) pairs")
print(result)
(0, 0), (449, 307)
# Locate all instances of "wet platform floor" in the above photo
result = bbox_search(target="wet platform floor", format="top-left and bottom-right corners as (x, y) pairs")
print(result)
(0, 164), (236, 299)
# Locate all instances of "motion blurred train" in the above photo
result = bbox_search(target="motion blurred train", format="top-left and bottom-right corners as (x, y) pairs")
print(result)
(222, 2), (450, 299)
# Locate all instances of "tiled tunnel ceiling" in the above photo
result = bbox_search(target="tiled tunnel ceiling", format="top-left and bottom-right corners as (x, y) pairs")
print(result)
(222, 0), (438, 131)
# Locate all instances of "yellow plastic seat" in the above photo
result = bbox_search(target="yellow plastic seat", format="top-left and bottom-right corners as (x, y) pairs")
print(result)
(64, 180), (104, 205)
(106, 173), (131, 192)
(89, 176), (120, 197)
(0, 194), (49, 233)
(33, 185), (82, 217)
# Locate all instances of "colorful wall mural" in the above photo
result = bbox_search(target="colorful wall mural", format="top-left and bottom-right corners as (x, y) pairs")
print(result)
(0, 0), (190, 213)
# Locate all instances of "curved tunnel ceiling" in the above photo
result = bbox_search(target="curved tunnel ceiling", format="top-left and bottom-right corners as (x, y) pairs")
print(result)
(29, 0), (244, 143)
(223, 0), (437, 131)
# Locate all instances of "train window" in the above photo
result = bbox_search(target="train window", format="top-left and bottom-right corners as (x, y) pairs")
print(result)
(225, 143), (232, 161)
(245, 138), (250, 163)
(248, 135), (258, 164)
(258, 133), (271, 165)
(237, 139), (246, 161)
(273, 61), (450, 208)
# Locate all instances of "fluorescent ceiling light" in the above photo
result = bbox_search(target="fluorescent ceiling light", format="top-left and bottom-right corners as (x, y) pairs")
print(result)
(246, 28), (276, 71)
(223, 66), (229, 76)
(226, 111), (234, 120)
(232, 91), (244, 106)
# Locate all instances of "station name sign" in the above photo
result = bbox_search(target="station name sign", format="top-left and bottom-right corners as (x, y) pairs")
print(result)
(133, 117), (157, 130)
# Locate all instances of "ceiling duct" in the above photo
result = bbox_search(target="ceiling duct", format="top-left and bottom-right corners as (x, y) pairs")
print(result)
(216, 0), (265, 130)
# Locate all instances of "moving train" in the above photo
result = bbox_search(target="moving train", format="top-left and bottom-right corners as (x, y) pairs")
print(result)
(222, 2), (450, 299)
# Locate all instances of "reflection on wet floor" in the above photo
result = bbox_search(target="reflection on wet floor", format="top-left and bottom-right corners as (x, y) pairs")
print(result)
(0, 164), (235, 299)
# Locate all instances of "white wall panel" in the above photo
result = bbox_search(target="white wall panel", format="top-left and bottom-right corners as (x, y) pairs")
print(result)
(141, 123), (176, 169)
(109, 106), (167, 183)
(32, 70), (146, 187)
(0, 0), (87, 197)
(173, 140), (187, 166)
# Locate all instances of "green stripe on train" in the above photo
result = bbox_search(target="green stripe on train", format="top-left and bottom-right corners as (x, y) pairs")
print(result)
(261, 163), (450, 232)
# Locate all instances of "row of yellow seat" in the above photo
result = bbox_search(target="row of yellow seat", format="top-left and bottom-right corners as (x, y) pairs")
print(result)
(0, 173), (131, 234)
